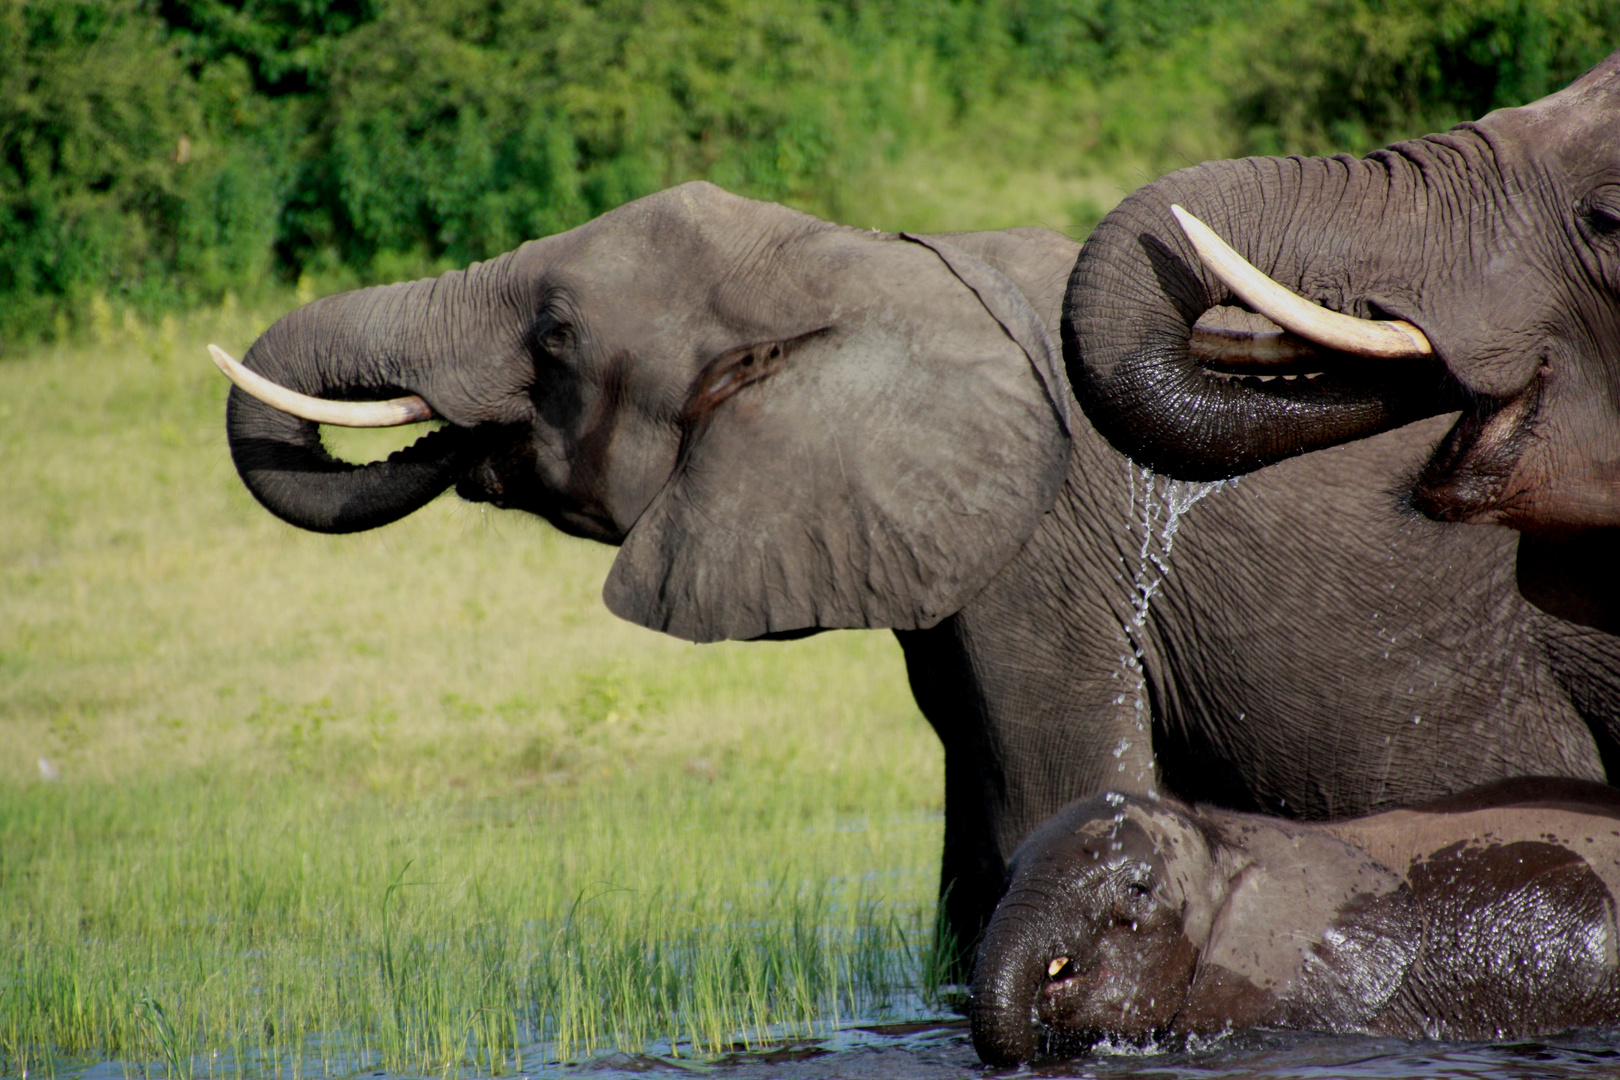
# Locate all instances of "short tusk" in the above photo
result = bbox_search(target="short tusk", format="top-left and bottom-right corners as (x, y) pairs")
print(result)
(1189, 326), (1320, 370)
(210, 344), (435, 427)
(1048, 957), (1070, 977)
(1171, 205), (1433, 359)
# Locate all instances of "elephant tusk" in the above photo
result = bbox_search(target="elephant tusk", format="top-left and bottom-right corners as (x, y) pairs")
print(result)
(1171, 205), (1433, 360)
(1048, 957), (1070, 977)
(210, 344), (436, 427)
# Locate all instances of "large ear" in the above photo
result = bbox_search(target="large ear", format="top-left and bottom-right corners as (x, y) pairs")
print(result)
(1179, 821), (1420, 1034)
(602, 234), (1072, 643)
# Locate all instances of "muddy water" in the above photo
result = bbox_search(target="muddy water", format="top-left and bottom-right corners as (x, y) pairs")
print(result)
(561, 1022), (1620, 1080)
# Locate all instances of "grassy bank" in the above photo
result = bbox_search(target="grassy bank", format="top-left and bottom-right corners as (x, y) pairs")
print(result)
(0, 300), (945, 1074)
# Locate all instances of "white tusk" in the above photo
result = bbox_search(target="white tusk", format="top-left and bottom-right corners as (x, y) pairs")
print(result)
(1171, 205), (1433, 359)
(1048, 957), (1070, 977)
(210, 344), (435, 427)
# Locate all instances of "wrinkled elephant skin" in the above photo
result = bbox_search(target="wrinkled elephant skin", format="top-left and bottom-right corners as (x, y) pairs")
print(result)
(224, 183), (1620, 964)
(972, 779), (1620, 1065)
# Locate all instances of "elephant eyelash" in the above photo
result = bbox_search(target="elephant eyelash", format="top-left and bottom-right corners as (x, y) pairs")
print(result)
(1579, 205), (1620, 239)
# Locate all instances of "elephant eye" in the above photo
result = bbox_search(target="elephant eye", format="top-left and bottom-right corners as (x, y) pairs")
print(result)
(1583, 208), (1620, 238)
(541, 325), (574, 352)
(1579, 188), (1620, 240)
(1126, 881), (1150, 898)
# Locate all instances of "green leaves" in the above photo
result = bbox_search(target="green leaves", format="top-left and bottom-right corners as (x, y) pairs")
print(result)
(1226, 0), (1620, 156)
(1, 2), (195, 333)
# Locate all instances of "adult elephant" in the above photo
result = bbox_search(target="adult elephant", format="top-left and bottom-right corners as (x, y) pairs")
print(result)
(1066, 49), (1620, 631)
(220, 182), (1620, 968)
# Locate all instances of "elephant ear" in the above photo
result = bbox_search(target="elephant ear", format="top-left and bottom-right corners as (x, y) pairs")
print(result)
(603, 234), (1072, 643)
(1180, 821), (1420, 1034)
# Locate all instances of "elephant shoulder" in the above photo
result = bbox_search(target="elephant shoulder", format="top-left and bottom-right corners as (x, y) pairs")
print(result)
(916, 228), (1079, 331)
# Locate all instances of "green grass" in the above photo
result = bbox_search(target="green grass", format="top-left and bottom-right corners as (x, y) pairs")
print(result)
(0, 297), (949, 1076)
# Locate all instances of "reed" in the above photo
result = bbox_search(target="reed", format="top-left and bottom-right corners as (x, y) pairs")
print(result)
(0, 299), (948, 1075)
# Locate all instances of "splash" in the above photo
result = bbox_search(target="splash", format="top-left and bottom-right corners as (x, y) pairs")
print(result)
(1112, 463), (1230, 780)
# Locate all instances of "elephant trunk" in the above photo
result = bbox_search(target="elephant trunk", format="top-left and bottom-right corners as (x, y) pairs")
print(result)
(1065, 154), (1454, 481)
(225, 259), (519, 534)
(969, 888), (1051, 1066)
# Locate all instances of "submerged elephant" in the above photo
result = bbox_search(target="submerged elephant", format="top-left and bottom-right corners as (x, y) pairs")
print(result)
(1066, 49), (1620, 630)
(219, 182), (1620, 962)
(972, 779), (1620, 1065)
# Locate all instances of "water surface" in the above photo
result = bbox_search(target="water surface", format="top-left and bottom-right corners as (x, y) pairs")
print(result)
(44, 1019), (1620, 1080)
(563, 1023), (1620, 1080)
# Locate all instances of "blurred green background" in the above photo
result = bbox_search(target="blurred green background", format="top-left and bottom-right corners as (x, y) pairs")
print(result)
(6, 0), (1618, 348)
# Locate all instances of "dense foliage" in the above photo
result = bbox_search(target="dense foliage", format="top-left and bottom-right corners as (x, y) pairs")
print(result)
(1232, 0), (1620, 154)
(2, 0), (1615, 344)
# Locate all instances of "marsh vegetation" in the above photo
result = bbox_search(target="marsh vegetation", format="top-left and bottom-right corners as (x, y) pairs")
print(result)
(0, 302), (944, 1075)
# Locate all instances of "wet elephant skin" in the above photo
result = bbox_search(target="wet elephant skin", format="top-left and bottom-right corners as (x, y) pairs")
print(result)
(223, 183), (1620, 970)
(971, 778), (1620, 1065)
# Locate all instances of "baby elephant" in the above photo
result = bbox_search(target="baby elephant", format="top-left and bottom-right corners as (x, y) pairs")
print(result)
(970, 778), (1620, 1065)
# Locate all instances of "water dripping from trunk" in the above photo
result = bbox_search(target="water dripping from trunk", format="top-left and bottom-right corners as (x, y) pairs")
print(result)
(1114, 463), (1231, 780)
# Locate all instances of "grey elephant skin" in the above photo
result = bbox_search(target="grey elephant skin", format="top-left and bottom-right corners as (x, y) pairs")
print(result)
(972, 779), (1620, 1065)
(1066, 49), (1620, 632)
(224, 182), (1620, 963)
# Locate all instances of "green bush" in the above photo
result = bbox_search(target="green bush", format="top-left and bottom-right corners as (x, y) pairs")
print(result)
(2, 1), (193, 335)
(300, 0), (883, 273)
(1229, 0), (1620, 155)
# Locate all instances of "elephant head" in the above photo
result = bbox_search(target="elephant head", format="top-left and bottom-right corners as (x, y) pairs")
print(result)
(969, 794), (1419, 1065)
(1066, 50), (1620, 536)
(968, 794), (1225, 1064)
(222, 182), (1071, 642)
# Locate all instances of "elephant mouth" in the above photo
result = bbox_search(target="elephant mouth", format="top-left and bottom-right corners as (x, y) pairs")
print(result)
(454, 440), (628, 544)
(1165, 212), (1614, 532)
(1035, 956), (1151, 1041)
(219, 343), (637, 543)
(1409, 384), (1542, 524)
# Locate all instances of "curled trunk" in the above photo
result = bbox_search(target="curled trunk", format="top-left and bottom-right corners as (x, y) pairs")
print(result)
(224, 272), (497, 533)
(1064, 154), (1455, 481)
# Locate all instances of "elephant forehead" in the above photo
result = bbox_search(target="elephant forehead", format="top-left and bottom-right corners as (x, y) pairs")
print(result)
(510, 183), (840, 322)
(1021, 800), (1213, 885)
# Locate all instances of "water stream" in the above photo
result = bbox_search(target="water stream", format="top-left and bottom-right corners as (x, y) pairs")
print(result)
(1112, 464), (1230, 785)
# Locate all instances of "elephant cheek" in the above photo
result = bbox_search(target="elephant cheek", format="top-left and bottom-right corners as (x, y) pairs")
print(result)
(1037, 932), (1197, 1041)
(1131, 932), (1201, 1031)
